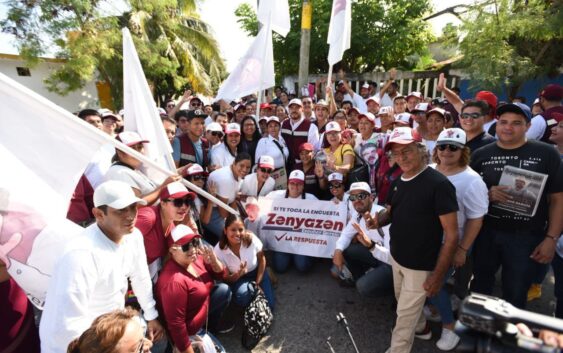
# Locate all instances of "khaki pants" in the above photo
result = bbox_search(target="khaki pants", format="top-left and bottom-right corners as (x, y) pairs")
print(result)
(389, 256), (431, 353)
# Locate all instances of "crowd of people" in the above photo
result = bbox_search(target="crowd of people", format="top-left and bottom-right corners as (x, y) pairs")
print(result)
(1, 72), (562, 353)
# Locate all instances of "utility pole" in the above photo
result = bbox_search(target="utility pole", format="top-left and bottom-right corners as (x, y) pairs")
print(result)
(298, 0), (312, 96)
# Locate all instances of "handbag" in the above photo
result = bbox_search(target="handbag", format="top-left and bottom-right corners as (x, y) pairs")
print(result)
(241, 281), (273, 350)
(344, 149), (370, 187)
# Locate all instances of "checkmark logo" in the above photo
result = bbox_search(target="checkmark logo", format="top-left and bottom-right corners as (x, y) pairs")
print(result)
(275, 233), (286, 241)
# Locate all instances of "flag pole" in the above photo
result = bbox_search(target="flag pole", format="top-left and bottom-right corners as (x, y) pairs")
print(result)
(255, 12), (273, 123)
(326, 64), (334, 102)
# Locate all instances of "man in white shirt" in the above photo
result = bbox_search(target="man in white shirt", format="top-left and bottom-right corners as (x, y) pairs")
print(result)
(332, 182), (393, 297)
(39, 181), (164, 353)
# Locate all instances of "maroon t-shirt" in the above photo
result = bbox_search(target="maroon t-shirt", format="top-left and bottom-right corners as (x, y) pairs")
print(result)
(135, 205), (171, 264)
(156, 259), (225, 351)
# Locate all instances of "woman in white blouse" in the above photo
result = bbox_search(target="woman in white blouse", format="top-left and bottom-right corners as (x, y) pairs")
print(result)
(213, 214), (275, 309)
(210, 123), (241, 169)
(254, 117), (289, 170)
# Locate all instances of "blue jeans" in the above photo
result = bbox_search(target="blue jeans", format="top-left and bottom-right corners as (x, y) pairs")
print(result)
(343, 243), (393, 297)
(231, 268), (276, 310)
(202, 208), (224, 246)
(553, 253), (563, 319)
(471, 226), (543, 309)
(271, 251), (314, 273)
(208, 283), (232, 331)
(429, 268), (455, 325)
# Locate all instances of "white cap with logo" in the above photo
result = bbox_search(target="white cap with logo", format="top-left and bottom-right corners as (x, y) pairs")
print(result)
(436, 128), (467, 148)
(94, 180), (147, 209)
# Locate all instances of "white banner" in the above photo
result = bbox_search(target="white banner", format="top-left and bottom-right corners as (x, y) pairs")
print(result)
(255, 198), (347, 258)
(327, 0), (351, 66)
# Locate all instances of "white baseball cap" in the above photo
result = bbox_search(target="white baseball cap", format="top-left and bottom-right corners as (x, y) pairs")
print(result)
(385, 127), (422, 151)
(160, 182), (195, 200)
(359, 112), (376, 123)
(328, 172), (344, 183)
(257, 155), (275, 170)
(206, 122), (223, 133)
(315, 99), (329, 107)
(288, 98), (303, 107)
(377, 106), (393, 116)
(366, 96), (380, 105)
(225, 123), (241, 135)
(94, 180), (147, 209)
(288, 169), (305, 183)
(394, 113), (412, 126)
(349, 182), (371, 194)
(267, 116), (281, 125)
(169, 224), (201, 247)
(361, 83), (370, 89)
(185, 164), (208, 176)
(412, 102), (430, 113)
(407, 92), (423, 100)
(436, 128), (467, 148)
(325, 121), (341, 133)
(117, 131), (149, 147)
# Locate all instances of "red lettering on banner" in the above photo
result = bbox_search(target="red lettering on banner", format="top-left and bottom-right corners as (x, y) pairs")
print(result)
(265, 213), (343, 231)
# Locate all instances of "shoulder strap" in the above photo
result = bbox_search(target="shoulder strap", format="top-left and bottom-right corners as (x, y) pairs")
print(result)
(272, 139), (287, 164)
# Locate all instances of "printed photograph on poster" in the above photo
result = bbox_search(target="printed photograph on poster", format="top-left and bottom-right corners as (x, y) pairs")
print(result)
(493, 165), (547, 217)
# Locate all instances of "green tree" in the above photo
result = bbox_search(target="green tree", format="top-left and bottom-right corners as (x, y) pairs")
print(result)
(235, 0), (434, 79)
(1, 0), (226, 108)
(455, 0), (563, 98)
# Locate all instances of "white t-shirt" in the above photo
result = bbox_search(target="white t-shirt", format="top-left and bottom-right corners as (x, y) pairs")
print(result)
(526, 115), (547, 140)
(379, 93), (393, 108)
(240, 173), (275, 197)
(335, 202), (391, 264)
(210, 143), (236, 168)
(254, 135), (289, 169)
(207, 165), (242, 205)
(104, 164), (156, 195)
(40, 225), (157, 353)
(213, 233), (263, 273)
(430, 165), (489, 241)
(265, 189), (318, 200)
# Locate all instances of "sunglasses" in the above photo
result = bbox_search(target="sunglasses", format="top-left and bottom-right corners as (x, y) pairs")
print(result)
(191, 103), (202, 108)
(166, 197), (192, 207)
(460, 112), (483, 120)
(349, 193), (369, 201)
(190, 175), (207, 181)
(437, 144), (461, 152)
(329, 183), (343, 190)
(259, 167), (273, 174)
(181, 238), (202, 252)
(209, 131), (223, 137)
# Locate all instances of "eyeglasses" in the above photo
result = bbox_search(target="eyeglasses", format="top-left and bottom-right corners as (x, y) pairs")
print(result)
(329, 183), (343, 190)
(259, 167), (273, 174)
(390, 148), (415, 159)
(209, 131), (223, 137)
(190, 175), (207, 181)
(460, 112), (483, 120)
(181, 238), (202, 252)
(437, 144), (461, 152)
(165, 197), (192, 207)
(348, 193), (369, 201)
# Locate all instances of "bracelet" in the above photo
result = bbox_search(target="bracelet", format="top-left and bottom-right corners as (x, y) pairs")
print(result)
(545, 234), (559, 241)
(457, 245), (468, 252)
(368, 240), (376, 251)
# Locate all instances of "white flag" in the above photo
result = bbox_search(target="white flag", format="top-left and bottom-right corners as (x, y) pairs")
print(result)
(327, 0), (351, 66)
(216, 23), (274, 102)
(123, 28), (176, 183)
(0, 73), (111, 307)
(257, 0), (290, 37)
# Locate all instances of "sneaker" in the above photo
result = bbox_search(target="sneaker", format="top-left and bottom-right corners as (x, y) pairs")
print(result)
(436, 328), (460, 351)
(423, 305), (442, 323)
(527, 283), (542, 301)
(415, 322), (432, 340)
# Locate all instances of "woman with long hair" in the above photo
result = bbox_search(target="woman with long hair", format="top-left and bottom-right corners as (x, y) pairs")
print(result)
(204, 153), (252, 244)
(239, 116), (262, 166)
(214, 214), (275, 309)
(210, 123), (241, 169)
(426, 128), (489, 351)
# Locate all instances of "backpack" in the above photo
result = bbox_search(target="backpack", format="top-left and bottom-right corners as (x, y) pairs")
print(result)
(241, 282), (273, 349)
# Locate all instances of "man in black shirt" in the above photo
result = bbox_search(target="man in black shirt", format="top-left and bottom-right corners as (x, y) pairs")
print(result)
(376, 127), (459, 353)
(459, 100), (496, 154)
(470, 102), (563, 309)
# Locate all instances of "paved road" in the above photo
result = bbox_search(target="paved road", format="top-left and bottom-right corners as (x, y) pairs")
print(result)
(219, 259), (556, 353)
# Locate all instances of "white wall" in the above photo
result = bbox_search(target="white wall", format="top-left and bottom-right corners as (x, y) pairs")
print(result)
(0, 55), (99, 113)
